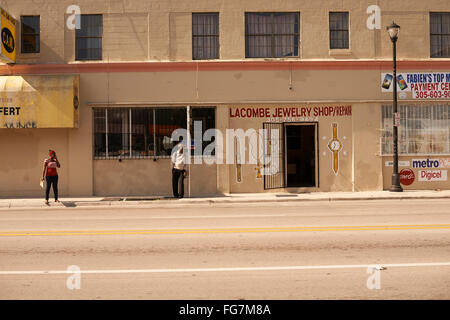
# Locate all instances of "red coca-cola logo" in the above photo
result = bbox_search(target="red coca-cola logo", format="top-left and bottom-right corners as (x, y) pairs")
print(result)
(400, 168), (415, 185)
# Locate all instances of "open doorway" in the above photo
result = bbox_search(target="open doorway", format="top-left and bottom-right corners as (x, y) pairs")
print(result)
(285, 123), (317, 187)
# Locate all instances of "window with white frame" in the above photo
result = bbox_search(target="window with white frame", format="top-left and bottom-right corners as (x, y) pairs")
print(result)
(381, 104), (450, 155)
(93, 107), (215, 159)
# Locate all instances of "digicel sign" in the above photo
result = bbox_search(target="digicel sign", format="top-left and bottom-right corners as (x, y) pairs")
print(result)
(418, 170), (448, 182)
(0, 7), (16, 63)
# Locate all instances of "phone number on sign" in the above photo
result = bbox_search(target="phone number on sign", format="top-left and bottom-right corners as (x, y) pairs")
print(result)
(413, 90), (450, 99)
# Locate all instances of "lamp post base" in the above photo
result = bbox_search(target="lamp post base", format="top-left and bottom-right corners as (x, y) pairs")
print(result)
(389, 173), (403, 192)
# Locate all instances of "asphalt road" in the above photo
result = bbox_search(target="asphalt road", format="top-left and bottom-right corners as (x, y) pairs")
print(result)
(0, 199), (449, 299)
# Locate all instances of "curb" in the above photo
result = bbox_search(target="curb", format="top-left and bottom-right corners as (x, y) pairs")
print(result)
(1, 194), (449, 210)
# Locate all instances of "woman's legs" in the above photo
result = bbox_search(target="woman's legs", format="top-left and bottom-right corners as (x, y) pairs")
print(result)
(53, 175), (59, 201)
(45, 176), (52, 201)
(45, 176), (59, 202)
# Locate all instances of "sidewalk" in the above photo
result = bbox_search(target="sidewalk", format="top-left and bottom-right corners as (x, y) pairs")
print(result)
(1, 190), (450, 209)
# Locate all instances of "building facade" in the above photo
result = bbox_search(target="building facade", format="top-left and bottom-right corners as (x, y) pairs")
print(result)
(0, 0), (449, 197)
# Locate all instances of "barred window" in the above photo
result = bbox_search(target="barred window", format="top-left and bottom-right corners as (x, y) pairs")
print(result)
(155, 108), (187, 156)
(381, 104), (450, 155)
(21, 16), (40, 53)
(93, 108), (106, 157)
(192, 13), (219, 60)
(245, 12), (299, 58)
(430, 12), (450, 58)
(107, 108), (130, 157)
(329, 12), (349, 49)
(76, 14), (102, 61)
(93, 107), (215, 159)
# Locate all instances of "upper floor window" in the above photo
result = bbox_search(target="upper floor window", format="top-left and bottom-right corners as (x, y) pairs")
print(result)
(329, 12), (349, 49)
(192, 13), (219, 60)
(21, 16), (40, 53)
(76, 14), (102, 61)
(245, 12), (299, 58)
(430, 12), (450, 58)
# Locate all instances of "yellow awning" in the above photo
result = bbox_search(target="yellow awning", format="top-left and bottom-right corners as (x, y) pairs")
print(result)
(0, 75), (79, 128)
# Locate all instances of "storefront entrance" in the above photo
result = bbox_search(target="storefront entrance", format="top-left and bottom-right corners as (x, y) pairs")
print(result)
(263, 122), (318, 189)
(285, 124), (317, 187)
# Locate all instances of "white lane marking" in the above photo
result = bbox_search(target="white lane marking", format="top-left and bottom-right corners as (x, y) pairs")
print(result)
(0, 214), (288, 222)
(1, 262), (450, 275)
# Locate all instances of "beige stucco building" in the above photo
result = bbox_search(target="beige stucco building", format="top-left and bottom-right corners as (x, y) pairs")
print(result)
(0, 0), (449, 198)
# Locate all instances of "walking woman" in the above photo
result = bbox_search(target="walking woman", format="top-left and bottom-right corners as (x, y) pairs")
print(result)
(41, 150), (60, 205)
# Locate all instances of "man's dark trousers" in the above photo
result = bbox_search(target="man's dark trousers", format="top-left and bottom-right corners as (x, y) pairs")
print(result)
(172, 168), (184, 198)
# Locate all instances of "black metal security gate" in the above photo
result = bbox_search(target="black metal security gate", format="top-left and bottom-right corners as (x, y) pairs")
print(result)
(263, 122), (285, 189)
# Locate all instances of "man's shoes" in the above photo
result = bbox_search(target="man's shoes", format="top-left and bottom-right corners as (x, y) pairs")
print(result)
(45, 200), (49, 205)
(178, 195), (184, 199)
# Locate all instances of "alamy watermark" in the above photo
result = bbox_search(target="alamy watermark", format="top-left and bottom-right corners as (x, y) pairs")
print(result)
(366, 266), (383, 290)
(170, 124), (280, 176)
(66, 5), (81, 30)
(66, 265), (81, 290)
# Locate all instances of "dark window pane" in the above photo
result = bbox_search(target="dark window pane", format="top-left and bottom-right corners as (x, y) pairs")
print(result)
(245, 12), (299, 58)
(191, 108), (216, 155)
(131, 108), (154, 157)
(76, 14), (102, 61)
(329, 12), (349, 49)
(93, 108), (106, 158)
(154, 108), (187, 156)
(430, 12), (450, 58)
(107, 108), (129, 157)
(192, 13), (219, 60)
(21, 16), (40, 53)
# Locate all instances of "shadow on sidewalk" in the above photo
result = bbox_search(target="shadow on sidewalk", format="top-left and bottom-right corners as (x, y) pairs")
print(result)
(61, 201), (77, 208)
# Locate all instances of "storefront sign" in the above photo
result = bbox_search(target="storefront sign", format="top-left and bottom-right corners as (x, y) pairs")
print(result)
(381, 72), (450, 99)
(399, 168), (415, 185)
(0, 7), (15, 63)
(412, 158), (450, 169)
(229, 106), (352, 119)
(0, 75), (79, 128)
(418, 170), (447, 182)
(385, 161), (410, 167)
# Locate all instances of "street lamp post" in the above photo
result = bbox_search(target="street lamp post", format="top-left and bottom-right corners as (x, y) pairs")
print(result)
(387, 21), (403, 192)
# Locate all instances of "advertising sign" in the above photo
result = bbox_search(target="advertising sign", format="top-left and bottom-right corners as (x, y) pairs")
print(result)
(418, 170), (448, 182)
(381, 72), (450, 100)
(0, 7), (15, 63)
(412, 158), (450, 169)
(399, 168), (415, 186)
(0, 75), (79, 128)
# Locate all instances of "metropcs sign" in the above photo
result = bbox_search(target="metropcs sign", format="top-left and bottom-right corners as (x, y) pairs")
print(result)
(0, 7), (15, 63)
(412, 158), (449, 182)
(412, 158), (450, 169)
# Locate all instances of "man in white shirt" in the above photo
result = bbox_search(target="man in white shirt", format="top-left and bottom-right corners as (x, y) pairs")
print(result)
(171, 143), (186, 198)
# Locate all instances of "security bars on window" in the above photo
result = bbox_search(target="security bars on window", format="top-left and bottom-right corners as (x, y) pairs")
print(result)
(93, 107), (215, 159)
(381, 104), (450, 155)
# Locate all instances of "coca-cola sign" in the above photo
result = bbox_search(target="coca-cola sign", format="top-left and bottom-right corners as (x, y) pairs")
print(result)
(400, 168), (415, 185)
